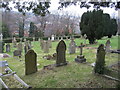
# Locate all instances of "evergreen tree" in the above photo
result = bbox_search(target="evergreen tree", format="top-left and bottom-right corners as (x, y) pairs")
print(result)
(2, 23), (10, 39)
(29, 22), (35, 37)
(19, 20), (24, 38)
(80, 9), (118, 44)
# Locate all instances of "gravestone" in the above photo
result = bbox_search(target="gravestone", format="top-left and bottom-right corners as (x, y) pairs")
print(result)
(75, 43), (86, 63)
(84, 34), (87, 46)
(17, 42), (23, 52)
(51, 35), (55, 41)
(48, 40), (52, 48)
(43, 41), (49, 53)
(0, 33), (3, 41)
(105, 40), (111, 52)
(94, 44), (106, 74)
(33, 37), (35, 42)
(25, 49), (37, 75)
(24, 41), (31, 54)
(40, 40), (44, 50)
(56, 40), (68, 67)
(6, 43), (10, 52)
(69, 39), (76, 54)
(13, 50), (22, 58)
(12, 37), (17, 48)
(0, 41), (5, 53)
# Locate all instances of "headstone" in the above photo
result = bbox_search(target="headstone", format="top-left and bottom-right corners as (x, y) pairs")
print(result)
(48, 40), (52, 48)
(6, 43), (10, 52)
(25, 49), (37, 75)
(43, 41), (49, 53)
(33, 37), (35, 42)
(24, 41), (31, 54)
(40, 39), (44, 50)
(13, 50), (22, 58)
(51, 35), (55, 41)
(56, 40), (67, 67)
(84, 34), (87, 46)
(105, 40), (111, 52)
(75, 43), (86, 63)
(69, 39), (76, 54)
(0, 33), (3, 41)
(38, 38), (41, 41)
(17, 42), (23, 52)
(94, 44), (106, 74)
(0, 41), (4, 53)
(12, 37), (17, 48)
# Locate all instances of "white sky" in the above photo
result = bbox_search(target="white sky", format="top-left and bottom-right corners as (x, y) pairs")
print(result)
(8, 0), (118, 18)
(49, 0), (118, 18)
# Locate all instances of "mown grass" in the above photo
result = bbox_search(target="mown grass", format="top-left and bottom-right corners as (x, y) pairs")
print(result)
(1, 36), (119, 88)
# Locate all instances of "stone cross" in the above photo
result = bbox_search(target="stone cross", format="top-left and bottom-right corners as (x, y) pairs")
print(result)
(56, 40), (67, 66)
(25, 49), (37, 75)
(78, 43), (84, 55)
(0, 33), (3, 41)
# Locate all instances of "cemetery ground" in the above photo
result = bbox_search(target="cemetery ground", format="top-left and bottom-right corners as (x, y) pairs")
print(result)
(1, 36), (119, 88)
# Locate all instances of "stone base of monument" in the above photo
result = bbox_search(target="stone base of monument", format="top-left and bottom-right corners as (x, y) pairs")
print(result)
(75, 55), (86, 63)
(55, 61), (68, 67)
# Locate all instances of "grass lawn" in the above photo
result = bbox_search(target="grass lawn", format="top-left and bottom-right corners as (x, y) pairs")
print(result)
(1, 36), (119, 88)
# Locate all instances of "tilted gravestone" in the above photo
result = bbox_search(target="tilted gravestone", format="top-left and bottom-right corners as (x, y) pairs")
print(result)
(25, 49), (37, 75)
(69, 39), (76, 54)
(13, 50), (22, 58)
(48, 40), (52, 48)
(6, 43), (10, 52)
(43, 41), (49, 53)
(94, 44), (106, 74)
(17, 42), (23, 52)
(105, 40), (111, 52)
(12, 37), (17, 48)
(56, 40), (67, 67)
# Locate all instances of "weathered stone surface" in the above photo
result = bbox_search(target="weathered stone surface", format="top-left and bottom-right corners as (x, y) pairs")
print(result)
(75, 43), (86, 63)
(40, 40), (44, 50)
(43, 41), (49, 53)
(69, 39), (76, 54)
(13, 50), (22, 57)
(6, 43), (10, 52)
(12, 37), (17, 48)
(94, 44), (106, 74)
(17, 42), (23, 52)
(56, 40), (67, 66)
(25, 49), (37, 75)
(105, 40), (111, 52)
(24, 41), (31, 54)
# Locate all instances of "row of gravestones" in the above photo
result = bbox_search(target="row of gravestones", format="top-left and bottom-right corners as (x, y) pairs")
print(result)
(25, 40), (106, 75)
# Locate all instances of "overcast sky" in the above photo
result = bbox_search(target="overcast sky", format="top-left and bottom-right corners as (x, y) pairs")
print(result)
(48, 0), (118, 18)
(8, 0), (118, 18)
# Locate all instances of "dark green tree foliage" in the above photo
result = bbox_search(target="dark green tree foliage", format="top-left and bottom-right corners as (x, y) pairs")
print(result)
(80, 9), (118, 44)
(2, 23), (10, 39)
(29, 22), (35, 37)
(94, 44), (106, 74)
(19, 20), (24, 38)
